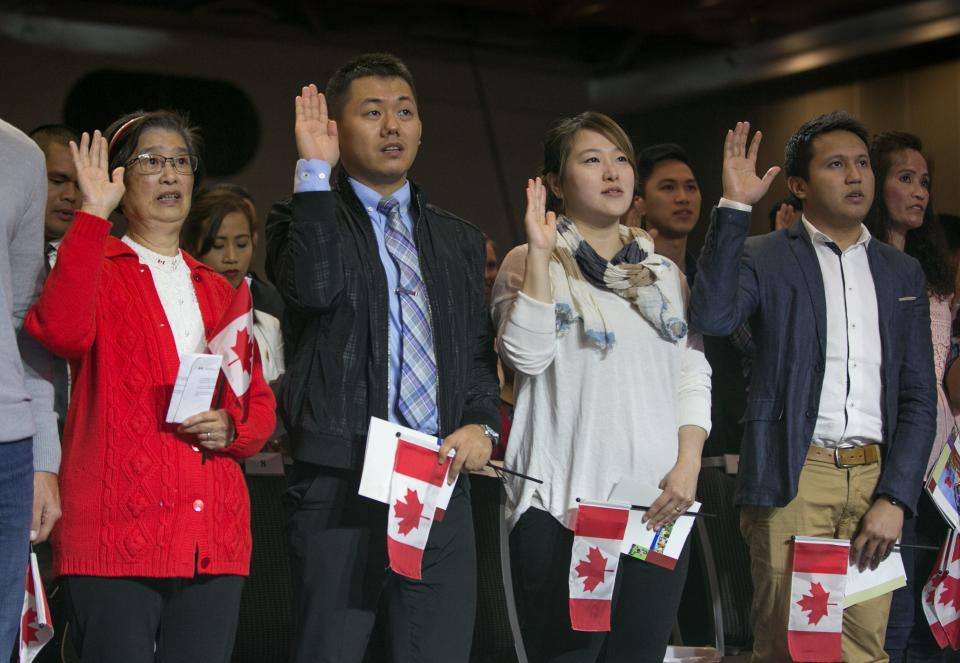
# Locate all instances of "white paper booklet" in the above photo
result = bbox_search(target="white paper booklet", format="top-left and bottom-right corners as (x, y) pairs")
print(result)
(843, 552), (907, 607)
(165, 353), (222, 424)
(359, 417), (454, 505)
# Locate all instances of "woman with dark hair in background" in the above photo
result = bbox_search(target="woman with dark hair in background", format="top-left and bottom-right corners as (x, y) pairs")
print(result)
(867, 131), (956, 663)
(182, 186), (285, 386)
(25, 111), (275, 663)
(492, 112), (711, 662)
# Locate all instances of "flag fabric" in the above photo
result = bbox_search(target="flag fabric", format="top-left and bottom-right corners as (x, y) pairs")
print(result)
(19, 551), (53, 663)
(568, 502), (630, 632)
(207, 278), (256, 412)
(788, 537), (849, 662)
(386, 438), (455, 580)
(923, 532), (952, 649)
(935, 529), (960, 648)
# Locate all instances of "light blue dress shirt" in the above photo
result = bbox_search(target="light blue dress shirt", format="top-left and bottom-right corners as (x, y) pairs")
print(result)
(294, 159), (438, 434)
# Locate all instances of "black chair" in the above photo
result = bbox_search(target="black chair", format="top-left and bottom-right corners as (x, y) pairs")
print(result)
(232, 461), (293, 663)
(470, 474), (520, 663)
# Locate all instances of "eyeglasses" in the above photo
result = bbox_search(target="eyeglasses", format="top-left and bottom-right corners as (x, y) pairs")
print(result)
(125, 153), (199, 175)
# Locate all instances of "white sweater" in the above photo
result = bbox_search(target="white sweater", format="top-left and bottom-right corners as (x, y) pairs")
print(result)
(492, 244), (712, 529)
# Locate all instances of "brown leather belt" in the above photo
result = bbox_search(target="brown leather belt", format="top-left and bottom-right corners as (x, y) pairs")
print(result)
(807, 444), (881, 468)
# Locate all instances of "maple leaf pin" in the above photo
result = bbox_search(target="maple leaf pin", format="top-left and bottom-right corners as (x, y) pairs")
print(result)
(228, 327), (254, 374)
(394, 487), (427, 536)
(576, 546), (613, 592)
(797, 581), (837, 625)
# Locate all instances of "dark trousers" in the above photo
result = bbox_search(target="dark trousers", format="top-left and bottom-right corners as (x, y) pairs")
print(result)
(510, 507), (690, 663)
(0, 438), (32, 661)
(285, 462), (476, 663)
(65, 574), (244, 663)
(885, 492), (949, 663)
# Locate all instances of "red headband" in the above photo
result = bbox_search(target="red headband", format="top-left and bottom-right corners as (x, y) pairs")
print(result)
(108, 115), (145, 152)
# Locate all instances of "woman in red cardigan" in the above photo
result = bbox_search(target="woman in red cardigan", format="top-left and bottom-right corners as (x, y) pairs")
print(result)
(25, 110), (275, 663)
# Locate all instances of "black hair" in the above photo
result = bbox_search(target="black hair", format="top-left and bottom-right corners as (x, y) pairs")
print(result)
(325, 53), (417, 120)
(28, 124), (80, 155)
(636, 143), (693, 196)
(208, 182), (253, 203)
(540, 111), (636, 214)
(105, 109), (204, 194)
(784, 111), (869, 181)
(864, 131), (954, 296)
(940, 213), (960, 254)
(180, 187), (255, 258)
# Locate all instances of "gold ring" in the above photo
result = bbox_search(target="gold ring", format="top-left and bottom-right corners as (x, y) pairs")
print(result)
(673, 506), (682, 513)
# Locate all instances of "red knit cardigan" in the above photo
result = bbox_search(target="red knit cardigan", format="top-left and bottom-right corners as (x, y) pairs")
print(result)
(26, 212), (276, 578)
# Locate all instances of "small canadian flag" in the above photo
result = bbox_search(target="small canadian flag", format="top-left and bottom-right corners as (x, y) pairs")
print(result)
(922, 531), (952, 649)
(568, 502), (630, 632)
(934, 529), (960, 648)
(208, 278), (255, 412)
(386, 438), (456, 580)
(788, 536), (849, 662)
(19, 551), (53, 663)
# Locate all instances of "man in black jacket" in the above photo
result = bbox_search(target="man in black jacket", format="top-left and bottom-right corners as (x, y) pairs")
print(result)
(266, 53), (500, 663)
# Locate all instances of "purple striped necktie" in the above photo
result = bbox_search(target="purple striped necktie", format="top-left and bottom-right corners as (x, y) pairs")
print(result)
(378, 197), (438, 431)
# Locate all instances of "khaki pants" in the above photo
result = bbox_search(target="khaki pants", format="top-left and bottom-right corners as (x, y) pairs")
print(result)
(740, 456), (891, 663)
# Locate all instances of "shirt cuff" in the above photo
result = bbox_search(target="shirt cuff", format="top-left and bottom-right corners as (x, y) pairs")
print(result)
(718, 197), (752, 212)
(509, 291), (556, 334)
(678, 396), (713, 438)
(32, 414), (61, 474)
(293, 159), (332, 194)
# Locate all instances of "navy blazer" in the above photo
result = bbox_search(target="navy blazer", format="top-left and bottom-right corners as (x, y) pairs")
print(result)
(690, 206), (936, 514)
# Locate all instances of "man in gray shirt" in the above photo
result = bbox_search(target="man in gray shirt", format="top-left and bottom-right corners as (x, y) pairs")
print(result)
(0, 118), (60, 657)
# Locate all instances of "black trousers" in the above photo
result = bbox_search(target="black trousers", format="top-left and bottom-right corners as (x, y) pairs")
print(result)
(285, 462), (476, 663)
(65, 574), (244, 663)
(509, 507), (690, 663)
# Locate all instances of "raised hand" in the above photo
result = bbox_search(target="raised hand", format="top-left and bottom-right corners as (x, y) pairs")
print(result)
(295, 84), (339, 164)
(722, 121), (781, 206)
(774, 202), (797, 231)
(70, 130), (125, 220)
(524, 177), (557, 256)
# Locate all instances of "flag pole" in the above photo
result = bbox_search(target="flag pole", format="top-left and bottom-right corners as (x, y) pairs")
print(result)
(574, 497), (714, 518)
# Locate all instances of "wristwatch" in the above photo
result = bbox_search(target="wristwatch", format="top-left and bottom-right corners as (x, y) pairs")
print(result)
(479, 424), (500, 447)
(879, 494), (904, 510)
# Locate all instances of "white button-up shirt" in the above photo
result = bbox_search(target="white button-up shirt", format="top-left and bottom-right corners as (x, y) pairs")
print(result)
(802, 217), (884, 448)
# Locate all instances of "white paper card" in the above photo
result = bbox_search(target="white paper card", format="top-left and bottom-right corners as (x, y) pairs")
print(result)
(165, 353), (221, 424)
(609, 479), (700, 566)
(843, 552), (907, 608)
(359, 417), (454, 505)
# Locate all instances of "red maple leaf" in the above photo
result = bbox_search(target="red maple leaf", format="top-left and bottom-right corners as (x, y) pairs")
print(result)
(575, 546), (611, 592)
(393, 487), (426, 536)
(797, 582), (835, 625)
(939, 575), (960, 611)
(228, 327), (254, 374)
(20, 607), (39, 643)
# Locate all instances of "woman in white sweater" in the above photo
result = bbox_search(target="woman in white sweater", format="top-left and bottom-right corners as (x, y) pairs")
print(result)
(491, 112), (712, 663)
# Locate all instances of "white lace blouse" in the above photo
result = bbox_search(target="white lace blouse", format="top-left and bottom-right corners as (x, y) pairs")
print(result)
(122, 236), (206, 357)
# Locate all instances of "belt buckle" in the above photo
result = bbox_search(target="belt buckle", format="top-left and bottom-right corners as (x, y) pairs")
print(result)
(833, 445), (857, 469)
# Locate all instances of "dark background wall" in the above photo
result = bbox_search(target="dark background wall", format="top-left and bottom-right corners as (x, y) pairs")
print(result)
(3, 4), (960, 269)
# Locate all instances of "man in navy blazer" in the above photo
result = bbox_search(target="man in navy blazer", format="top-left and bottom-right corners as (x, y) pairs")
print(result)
(690, 114), (936, 661)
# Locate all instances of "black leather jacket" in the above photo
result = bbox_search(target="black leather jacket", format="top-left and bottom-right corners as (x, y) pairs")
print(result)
(265, 171), (500, 469)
